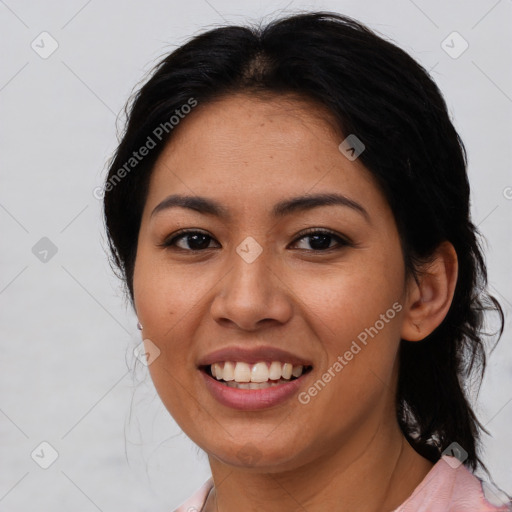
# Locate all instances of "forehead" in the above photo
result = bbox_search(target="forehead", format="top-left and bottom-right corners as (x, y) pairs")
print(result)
(143, 93), (383, 220)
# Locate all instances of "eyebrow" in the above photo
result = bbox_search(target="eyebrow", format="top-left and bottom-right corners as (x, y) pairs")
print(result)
(150, 192), (370, 222)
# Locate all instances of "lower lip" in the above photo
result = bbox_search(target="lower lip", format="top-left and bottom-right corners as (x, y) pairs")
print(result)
(200, 370), (311, 411)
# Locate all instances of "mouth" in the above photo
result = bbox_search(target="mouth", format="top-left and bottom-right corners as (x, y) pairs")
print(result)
(199, 361), (314, 390)
(196, 346), (315, 410)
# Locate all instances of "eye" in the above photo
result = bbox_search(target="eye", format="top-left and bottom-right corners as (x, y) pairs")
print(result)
(290, 228), (352, 251)
(159, 229), (219, 251)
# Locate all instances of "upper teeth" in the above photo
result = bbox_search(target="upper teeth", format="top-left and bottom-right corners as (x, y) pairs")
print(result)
(211, 361), (305, 383)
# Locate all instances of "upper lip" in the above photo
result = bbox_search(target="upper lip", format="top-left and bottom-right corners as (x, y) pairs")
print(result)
(197, 345), (313, 368)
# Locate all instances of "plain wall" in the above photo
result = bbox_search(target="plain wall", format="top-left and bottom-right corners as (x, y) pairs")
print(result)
(1, 0), (511, 510)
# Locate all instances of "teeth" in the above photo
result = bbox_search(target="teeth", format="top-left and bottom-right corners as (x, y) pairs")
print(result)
(223, 361), (235, 381)
(282, 363), (293, 380)
(251, 362), (269, 383)
(209, 361), (306, 383)
(292, 365), (303, 378)
(226, 380), (285, 389)
(233, 362), (252, 382)
(269, 361), (282, 380)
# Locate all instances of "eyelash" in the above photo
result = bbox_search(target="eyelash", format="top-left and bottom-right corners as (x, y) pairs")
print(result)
(158, 228), (353, 253)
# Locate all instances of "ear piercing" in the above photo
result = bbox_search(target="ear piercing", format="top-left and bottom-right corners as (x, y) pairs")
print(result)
(137, 321), (143, 330)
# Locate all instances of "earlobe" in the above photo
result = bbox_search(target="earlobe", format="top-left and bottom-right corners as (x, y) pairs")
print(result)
(401, 241), (458, 342)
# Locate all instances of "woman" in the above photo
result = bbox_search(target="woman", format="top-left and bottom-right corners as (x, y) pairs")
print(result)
(102, 12), (511, 511)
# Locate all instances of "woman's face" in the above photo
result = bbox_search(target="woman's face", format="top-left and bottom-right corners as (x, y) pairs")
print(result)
(133, 93), (410, 471)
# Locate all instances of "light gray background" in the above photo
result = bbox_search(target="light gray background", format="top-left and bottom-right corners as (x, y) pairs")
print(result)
(1, 0), (511, 510)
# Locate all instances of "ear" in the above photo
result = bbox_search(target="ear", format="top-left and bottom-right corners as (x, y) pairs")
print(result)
(401, 241), (458, 342)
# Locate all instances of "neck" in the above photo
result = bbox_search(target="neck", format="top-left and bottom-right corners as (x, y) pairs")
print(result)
(203, 417), (433, 512)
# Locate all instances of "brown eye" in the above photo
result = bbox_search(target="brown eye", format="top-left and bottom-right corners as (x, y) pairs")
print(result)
(291, 229), (352, 251)
(159, 230), (219, 251)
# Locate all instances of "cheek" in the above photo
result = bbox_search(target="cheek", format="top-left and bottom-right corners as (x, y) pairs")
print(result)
(132, 246), (219, 401)
(133, 251), (193, 388)
(133, 245), (205, 332)
(289, 252), (404, 343)
(286, 246), (405, 398)
(295, 268), (403, 431)
(134, 264), (200, 423)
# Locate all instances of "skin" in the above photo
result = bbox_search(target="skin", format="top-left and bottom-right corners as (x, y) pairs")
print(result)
(132, 93), (458, 511)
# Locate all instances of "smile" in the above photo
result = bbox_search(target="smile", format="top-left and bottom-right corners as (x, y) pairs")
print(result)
(200, 362), (313, 410)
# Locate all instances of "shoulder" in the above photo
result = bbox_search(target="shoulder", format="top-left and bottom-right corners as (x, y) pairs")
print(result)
(394, 456), (512, 512)
(172, 477), (214, 512)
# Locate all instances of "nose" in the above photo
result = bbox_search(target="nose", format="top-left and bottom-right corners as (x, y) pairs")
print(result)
(210, 247), (293, 331)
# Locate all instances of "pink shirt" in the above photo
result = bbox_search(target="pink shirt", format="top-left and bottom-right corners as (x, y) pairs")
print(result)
(173, 456), (511, 511)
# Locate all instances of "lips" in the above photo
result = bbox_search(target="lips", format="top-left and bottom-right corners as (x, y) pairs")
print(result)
(196, 345), (315, 410)
(200, 364), (313, 410)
